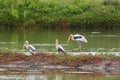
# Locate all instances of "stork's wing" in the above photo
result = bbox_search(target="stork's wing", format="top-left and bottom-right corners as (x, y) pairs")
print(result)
(28, 45), (36, 51)
(73, 34), (82, 39)
(72, 34), (87, 42)
(58, 45), (65, 52)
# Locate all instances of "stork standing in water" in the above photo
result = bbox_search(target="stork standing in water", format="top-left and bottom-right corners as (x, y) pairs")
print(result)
(67, 34), (87, 52)
(23, 41), (36, 55)
(55, 39), (66, 55)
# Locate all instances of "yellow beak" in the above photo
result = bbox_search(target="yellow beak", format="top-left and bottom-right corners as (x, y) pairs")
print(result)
(55, 39), (58, 44)
(23, 43), (26, 49)
(67, 35), (72, 44)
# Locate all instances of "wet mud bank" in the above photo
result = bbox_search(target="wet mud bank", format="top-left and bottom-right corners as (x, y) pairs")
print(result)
(0, 52), (120, 70)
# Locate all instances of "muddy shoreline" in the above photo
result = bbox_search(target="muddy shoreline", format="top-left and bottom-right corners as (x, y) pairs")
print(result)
(0, 52), (120, 70)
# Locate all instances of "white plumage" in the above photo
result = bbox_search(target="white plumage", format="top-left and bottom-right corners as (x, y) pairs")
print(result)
(55, 39), (65, 54)
(23, 41), (36, 55)
(70, 34), (87, 43)
(67, 34), (87, 52)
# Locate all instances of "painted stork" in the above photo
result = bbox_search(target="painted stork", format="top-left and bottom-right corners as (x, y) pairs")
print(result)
(55, 39), (66, 54)
(67, 34), (87, 52)
(23, 41), (36, 55)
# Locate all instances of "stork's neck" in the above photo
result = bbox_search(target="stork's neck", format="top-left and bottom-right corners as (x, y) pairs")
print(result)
(56, 43), (59, 47)
(25, 44), (29, 49)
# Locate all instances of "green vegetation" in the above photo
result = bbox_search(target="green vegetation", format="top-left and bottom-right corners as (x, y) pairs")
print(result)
(0, 0), (120, 31)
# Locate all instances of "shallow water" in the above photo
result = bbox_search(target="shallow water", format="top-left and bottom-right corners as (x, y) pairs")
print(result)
(0, 29), (120, 80)
(0, 30), (120, 53)
(0, 67), (120, 80)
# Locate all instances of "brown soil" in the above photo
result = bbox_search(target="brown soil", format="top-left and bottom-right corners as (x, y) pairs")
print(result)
(0, 52), (120, 69)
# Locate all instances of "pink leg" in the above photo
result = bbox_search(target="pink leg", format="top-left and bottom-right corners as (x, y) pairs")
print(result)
(78, 41), (81, 52)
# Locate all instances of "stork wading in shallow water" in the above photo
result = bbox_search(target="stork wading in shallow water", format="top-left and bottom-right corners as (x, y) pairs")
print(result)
(55, 39), (66, 55)
(23, 41), (36, 55)
(67, 34), (87, 52)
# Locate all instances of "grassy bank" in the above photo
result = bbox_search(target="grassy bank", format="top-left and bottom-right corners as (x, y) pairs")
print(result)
(0, 0), (120, 31)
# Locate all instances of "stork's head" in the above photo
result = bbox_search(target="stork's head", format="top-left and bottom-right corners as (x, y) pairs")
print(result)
(67, 34), (87, 43)
(67, 34), (73, 44)
(23, 40), (29, 48)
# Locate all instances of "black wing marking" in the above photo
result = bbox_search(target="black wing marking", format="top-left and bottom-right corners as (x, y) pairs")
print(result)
(58, 47), (65, 53)
(73, 36), (82, 39)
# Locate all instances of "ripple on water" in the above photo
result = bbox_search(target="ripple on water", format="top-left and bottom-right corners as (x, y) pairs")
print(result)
(0, 75), (24, 80)
(90, 34), (119, 37)
(66, 71), (93, 74)
(33, 43), (67, 46)
(0, 68), (7, 71)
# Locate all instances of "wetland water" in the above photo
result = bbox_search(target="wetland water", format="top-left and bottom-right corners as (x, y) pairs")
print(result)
(0, 68), (120, 80)
(0, 30), (120, 53)
(0, 29), (120, 80)
(0, 30), (120, 80)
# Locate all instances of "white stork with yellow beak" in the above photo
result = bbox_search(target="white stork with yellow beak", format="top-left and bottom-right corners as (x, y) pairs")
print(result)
(55, 39), (66, 54)
(23, 41), (36, 55)
(67, 34), (87, 52)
